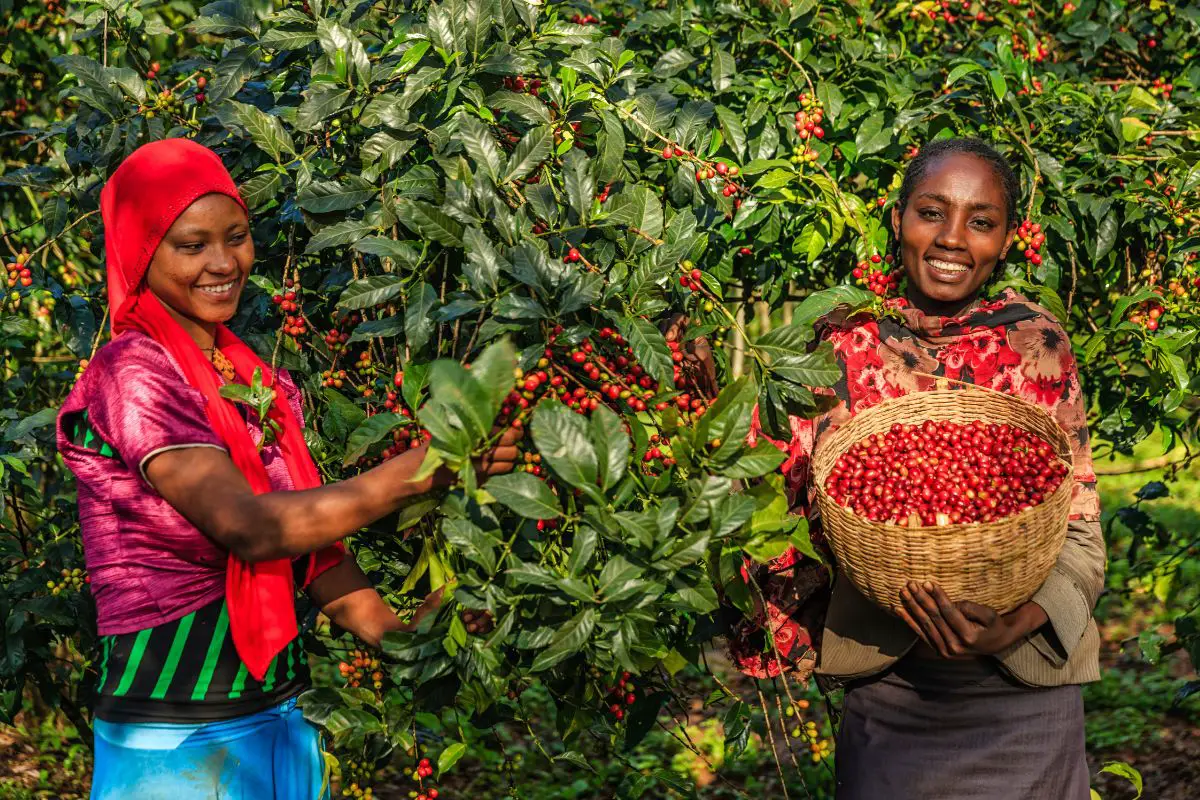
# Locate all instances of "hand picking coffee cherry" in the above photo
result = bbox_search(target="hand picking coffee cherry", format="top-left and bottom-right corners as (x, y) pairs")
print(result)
(824, 420), (1068, 526)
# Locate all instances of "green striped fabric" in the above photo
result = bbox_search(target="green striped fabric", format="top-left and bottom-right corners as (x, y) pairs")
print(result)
(94, 597), (310, 723)
(69, 410), (117, 459)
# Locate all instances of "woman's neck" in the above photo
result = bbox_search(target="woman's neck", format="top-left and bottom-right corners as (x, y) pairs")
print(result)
(904, 287), (982, 319)
(157, 295), (218, 350)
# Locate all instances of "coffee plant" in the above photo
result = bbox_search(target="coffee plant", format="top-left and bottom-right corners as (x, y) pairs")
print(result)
(2, 0), (1200, 795)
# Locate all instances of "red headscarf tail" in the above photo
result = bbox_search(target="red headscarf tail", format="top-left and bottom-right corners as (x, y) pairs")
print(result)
(101, 138), (247, 334)
(100, 139), (342, 681)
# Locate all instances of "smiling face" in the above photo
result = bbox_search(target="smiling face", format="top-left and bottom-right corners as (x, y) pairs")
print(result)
(892, 152), (1017, 317)
(145, 193), (253, 347)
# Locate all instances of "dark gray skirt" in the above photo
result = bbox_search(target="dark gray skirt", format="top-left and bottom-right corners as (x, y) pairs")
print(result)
(834, 655), (1089, 800)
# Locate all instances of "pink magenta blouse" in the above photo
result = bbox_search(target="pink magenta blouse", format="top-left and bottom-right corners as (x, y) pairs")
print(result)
(57, 332), (306, 635)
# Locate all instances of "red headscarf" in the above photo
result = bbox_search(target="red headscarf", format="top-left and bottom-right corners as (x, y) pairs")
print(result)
(102, 138), (343, 681)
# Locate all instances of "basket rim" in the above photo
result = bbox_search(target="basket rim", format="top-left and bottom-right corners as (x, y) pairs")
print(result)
(811, 386), (1075, 534)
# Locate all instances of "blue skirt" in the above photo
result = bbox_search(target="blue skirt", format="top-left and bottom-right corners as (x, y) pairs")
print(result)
(91, 696), (330, 800)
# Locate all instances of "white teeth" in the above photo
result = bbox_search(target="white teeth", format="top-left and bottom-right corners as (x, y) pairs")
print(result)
(927, 258), (969, 273)
(198, 280), (236, 294)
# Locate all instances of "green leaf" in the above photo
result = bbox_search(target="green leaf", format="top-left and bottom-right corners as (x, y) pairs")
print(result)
(207, 45), (260, 105)
(405, 281), (439, 351)
(532, 402), (599, 494)
(596, 110), (626, 183)
(503, 125), (553, 183)
(944, 62), (983, 89)
(854, 111), (891, 156)
(296, 175), (374, 213)
(295, 86), (352, 131)
(392, 41), (431, 76)
(469, 338), (518, 419)
(259, 29), (318, 50)
(1120, 117), (1152, 143)
(317, 19), (372, 88)
(485, 472), (561, 519)
(462, 226), (505, 294)
(353, 237), (421, 267)
(230, 101), (296, 162)
(790, 284), (875, 327)
(393, 199), (465, 247)
(458, 115), (504, 182)
(988, 70), (1008, 102)
(590, 405), (629, 490)
(489, 90), (551, 124)
(715, 105), (747, 160)
(531, 608), (596, 672)
(343, 413), (405, 466)
(616, 317), (674, 388)
(437, 742), (467, 778)
(41, 196), (68, 238)
(305, 219), (376, 254)
(719, 440), (787, 479)
(1100, 763), (1143, 800)
(769, 344), (841, 387)
(1094, 212), (1118, 262)
(337, 276), (404, 310)
(711, 48), (735, 92)
(239, 172), (283, 210)
(5, 408), (58, 442)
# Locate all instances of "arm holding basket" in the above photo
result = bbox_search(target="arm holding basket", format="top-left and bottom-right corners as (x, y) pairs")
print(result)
(895, 353), (1105, 668)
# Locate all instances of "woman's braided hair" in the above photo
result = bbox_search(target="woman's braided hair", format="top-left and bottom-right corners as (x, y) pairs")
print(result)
(890, 137), (1022, 269)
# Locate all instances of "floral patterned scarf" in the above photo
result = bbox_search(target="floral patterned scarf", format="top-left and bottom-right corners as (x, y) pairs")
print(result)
(731, 289), (1100, 679)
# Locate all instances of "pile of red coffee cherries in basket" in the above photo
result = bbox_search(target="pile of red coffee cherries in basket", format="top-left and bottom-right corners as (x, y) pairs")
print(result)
(824, 420), (1069, 526)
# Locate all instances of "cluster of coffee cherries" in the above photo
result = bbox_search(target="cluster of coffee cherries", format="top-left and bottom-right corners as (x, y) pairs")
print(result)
(604, 672), (637, 722)
(353, 352), (378, 397)
(499, 324), (710, 434)
(1012, 218), (1046, 267)
(1149, 76), (1175, 102)
(642, 432), (678, 473)
(793, 93), (826, 141)
(5, 251), (32, 289)
(55, 259), (80, 288)
(825, 420), (1069, 526)
(338, 753), (375, 799)
(46, 567), (88, 596)
(670, 149), (744, 209)
(409, 757), (439, 800)
(851, 254), (898, 297)
(321, 368), (349, 388)
(1010, 33), (1049, 63)
(1128, 300), (1164, 332)
(379, 423), (430, 462)
(324, 312), (361, 354)
(501, 74), (542, 95)
(338, 648), (383, 690)
(137, 85), (191, 120)
(677, 260), (705, 292)
(568, 12), (599, 24)
(595, 182), (613, 204)
(271, 280), (308, 338)
(1016, 78), (1045, 96)
(563, 247), (583, 264)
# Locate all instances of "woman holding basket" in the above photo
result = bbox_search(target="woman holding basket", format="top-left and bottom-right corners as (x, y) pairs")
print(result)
(56, 138), (519, 798)
(727, 138), (1104, 798)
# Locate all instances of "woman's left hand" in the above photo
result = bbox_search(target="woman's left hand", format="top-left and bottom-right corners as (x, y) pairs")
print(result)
(897, 581), (1048, 658)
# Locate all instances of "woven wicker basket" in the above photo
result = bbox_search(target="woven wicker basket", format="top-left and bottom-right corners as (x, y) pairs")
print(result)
(812, 383), (1074, 615)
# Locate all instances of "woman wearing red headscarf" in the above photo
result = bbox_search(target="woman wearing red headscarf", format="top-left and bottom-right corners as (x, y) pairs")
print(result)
(56, 138), (519, 798)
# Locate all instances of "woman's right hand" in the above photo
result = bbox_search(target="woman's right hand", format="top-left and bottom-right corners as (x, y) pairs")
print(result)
(664, 313), (719, 399)
(474, 425), (523, 478)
